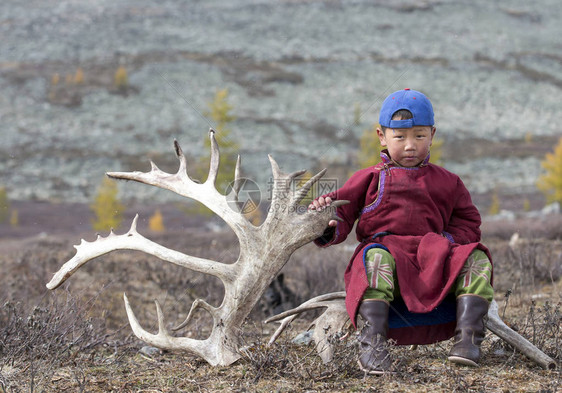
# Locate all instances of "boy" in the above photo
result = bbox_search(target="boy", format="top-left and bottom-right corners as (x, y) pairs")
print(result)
(309, 89), (493, 374)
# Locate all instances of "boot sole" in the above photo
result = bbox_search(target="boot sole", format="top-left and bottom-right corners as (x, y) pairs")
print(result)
(448, 355), (479, 367)
(357, 360), (394, 375)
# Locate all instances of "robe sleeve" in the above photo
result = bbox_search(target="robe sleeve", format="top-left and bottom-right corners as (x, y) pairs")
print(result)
(443, 177), (482, 244)
(314, 167), (378, 247)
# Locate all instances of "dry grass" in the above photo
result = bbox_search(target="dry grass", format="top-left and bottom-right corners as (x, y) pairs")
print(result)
(0, 216), (561, 392)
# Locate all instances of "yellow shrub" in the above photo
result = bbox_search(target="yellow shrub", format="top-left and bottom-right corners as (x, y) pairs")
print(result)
(357, 124), (383, 169)
(523, 198), (531, 212)
(429, 137), (444, 166)
(90, 177), (124, 232)
(74, 67), (84, 84)
(537, 137), (562, 204)
(114, 66), (128, 89)
(196, 89), (239, 198)
(10, 209), (18, 227)
(353, 102), (362, 125)
(488, 188), (501, 216)
(149, 209), (165, 232)
(0, 186), (9, 223)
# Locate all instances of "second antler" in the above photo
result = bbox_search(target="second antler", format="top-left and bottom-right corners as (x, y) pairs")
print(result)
(266, 295), (557, 369)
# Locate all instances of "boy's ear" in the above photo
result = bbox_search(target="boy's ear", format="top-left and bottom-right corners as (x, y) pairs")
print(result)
(429, 127), (436, 145)
(376, 127), (387, 146)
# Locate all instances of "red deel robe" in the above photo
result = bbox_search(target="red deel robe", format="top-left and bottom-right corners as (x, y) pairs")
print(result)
(315, 151), (492, 343)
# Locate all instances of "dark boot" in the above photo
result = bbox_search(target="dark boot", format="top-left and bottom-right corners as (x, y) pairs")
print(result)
(448, 295), (489, 367)
(357, 300), (393, 374)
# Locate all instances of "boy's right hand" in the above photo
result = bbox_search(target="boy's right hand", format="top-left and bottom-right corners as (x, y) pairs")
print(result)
(308, 196), (338, 227)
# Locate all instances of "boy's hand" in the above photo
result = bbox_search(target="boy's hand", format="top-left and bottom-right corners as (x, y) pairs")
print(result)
(308, 196), (338, 227)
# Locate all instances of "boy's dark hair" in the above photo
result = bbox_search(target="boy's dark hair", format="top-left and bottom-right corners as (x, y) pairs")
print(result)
(381, 109), (413, 133)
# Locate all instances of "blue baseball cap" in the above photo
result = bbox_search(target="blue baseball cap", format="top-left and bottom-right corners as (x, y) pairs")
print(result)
(379, 88), (434, 128)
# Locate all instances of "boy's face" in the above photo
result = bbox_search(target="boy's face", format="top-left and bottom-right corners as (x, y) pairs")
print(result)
(376, 125), (436, 167)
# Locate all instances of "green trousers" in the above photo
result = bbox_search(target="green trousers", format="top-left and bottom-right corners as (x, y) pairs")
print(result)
(363, 248), (494, 302)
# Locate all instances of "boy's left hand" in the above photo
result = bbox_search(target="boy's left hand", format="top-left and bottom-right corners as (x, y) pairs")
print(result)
(308, 196), (338, 227)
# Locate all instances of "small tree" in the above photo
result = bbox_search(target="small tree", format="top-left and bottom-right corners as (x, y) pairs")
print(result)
(523, 198), (531, 212)
(90, 177), (124, 232)
(353, 102), (362, 126)
(74, 67), (84, 84)
(357, 124), (383, 169)
(149, 209), (165, 232)
(537, 137), (562, 204)
(488, 187), (501, 216)
(114, 66), (128, 90)
(429, 137), (444, 166)
(186, 89), (239, 217)
(10, 209), (18, 227)
(0, 186), (9, 223)
(199, 89), (239, 192)
(206, 89), (235, 130)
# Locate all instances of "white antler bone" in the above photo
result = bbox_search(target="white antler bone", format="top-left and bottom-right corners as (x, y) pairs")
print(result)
(47, 129), (348, 366)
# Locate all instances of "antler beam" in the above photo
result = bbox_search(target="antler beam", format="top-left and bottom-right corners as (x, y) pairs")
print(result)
(486, 300), (556, 369)
(46, 215), (236, 290)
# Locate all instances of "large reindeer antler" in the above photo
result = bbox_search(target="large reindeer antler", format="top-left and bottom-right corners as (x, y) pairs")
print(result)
(46, 129), (348, 366)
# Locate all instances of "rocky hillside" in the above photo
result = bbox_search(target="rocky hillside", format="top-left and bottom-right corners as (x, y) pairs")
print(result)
(1, 0), (561, 210)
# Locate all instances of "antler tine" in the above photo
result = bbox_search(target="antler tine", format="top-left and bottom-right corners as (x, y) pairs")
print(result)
(330, 200), (349, 208)
(267, 314), (298, 345)
(267, 154), (282, 179)
(206, 129), (220, 186)
(129, 214), (139, 232)
(328, 200), (350, 222)
(267, 154), (286, 209)
(173, 139), (190, 180)
(154, 299), (168, 335)
(287, 169), (307, 181)
(266, 301), (337, 343)
(265, 299), (345, 323)
(124, 293), (158, 339)
(265, 292), (345, 324)
(266, 297), (347, 347)
(232, 155), (242, 200)
(172, 298), (215, 331)
(292, 168), (327, 206)
(149, 160), (161, 172)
